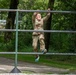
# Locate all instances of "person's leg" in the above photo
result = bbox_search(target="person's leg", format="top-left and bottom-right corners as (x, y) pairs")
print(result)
(32, 35), (39, 62)
(39, 34), (47, 54)
(32, 35), (38, 51)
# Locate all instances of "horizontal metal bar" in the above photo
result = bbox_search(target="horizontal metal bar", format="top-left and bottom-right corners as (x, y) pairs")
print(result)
(0, 29), (16, 32)
(0, 52), (16, 54)
(18, 30), (76, 33)
(18, 52), (76, 55)
(0, 52), (76, 55)
(0, 9), (76, 14)
(0, 29), (76, 33)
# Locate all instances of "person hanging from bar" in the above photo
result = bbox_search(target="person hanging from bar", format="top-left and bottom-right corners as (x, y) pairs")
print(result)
(32, 8), (50, 62)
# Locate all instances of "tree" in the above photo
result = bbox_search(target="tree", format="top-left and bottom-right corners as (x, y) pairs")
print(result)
(44, 0), (55, 51)
(4, 0), (19, 42)
(0, 0), (10, 8)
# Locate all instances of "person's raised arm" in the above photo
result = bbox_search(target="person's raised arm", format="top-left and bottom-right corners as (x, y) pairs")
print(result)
(32, 12), (37, 24)
(43, 8), (51, 21)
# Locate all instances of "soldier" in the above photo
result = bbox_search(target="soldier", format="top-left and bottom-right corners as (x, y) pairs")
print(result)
(32, 9), (50, 62)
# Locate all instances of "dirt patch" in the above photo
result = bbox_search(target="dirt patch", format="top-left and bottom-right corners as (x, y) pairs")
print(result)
(0, 57), (75, 74)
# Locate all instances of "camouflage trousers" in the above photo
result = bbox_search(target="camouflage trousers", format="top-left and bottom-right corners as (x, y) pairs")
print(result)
(32, 33), (45, 51)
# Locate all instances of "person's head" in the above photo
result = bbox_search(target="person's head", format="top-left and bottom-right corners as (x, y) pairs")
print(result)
(36, 13), (42, 21)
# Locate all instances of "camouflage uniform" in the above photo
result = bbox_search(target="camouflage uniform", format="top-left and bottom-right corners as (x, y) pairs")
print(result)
(32, 12), (50, 52)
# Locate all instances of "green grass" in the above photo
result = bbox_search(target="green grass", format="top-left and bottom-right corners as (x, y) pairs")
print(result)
(22, 70), (35, 74)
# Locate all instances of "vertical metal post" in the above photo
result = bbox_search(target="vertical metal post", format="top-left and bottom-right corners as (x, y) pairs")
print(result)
(15, 10), (18, 69)
(10, 10), (21, 73)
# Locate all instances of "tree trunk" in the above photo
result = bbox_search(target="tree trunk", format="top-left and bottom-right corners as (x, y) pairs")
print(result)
(44, 0), (55, 51)
(4, 0), (19, 42)
(70, 14), (76, 52)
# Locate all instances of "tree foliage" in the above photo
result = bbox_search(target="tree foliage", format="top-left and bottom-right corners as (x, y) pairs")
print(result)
(0, 0), (76, 53)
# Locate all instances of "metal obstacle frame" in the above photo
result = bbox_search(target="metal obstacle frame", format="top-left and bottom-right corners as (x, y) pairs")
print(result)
(0, 9), (76, 73)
